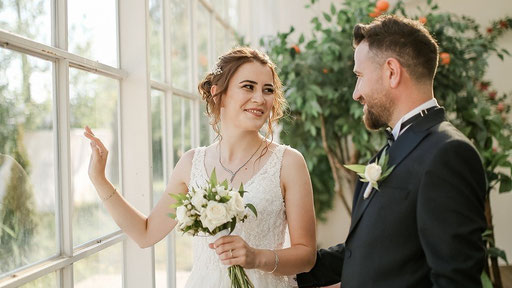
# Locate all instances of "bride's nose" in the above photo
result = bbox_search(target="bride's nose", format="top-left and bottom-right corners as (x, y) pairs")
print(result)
(251, 91), (265, 104)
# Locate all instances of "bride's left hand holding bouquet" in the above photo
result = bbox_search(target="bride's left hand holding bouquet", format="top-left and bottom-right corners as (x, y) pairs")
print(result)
(169, 168), (257, 288)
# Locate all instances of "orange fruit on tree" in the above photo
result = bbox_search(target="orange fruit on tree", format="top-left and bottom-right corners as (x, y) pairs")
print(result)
(369, 7), (382, 18)
(439, 52), (450, 65)
(323, 68), (329, 74)
(497, 102), (505, 113)
(291, 45), (300, 54)
(376, 0), (389, 12)
(419, 17), (427, 24)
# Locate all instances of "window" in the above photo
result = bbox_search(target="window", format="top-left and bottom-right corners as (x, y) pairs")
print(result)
(0, 48), (56, 276)
(148, 0), (240, 286)
(1, 0), (241, 286)
(0, 0), (124, 286)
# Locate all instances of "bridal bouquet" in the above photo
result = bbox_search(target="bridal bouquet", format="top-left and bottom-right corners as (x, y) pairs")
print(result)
(169, 168), (257, 288)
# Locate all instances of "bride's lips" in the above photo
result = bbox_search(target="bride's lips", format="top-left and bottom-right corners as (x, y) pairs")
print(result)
(244, 108), (265, 117)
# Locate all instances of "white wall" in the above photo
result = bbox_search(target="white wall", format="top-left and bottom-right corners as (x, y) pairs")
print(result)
(251, 0), (512, 263)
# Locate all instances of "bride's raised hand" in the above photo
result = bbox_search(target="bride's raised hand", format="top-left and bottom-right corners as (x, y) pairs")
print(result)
(84, 126), (109, 185)
(210, 235), (259, 269)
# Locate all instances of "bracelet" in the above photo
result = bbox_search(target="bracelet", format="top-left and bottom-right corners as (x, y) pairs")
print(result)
(269, 249), (279, 273)
(101, 188), (117, 201)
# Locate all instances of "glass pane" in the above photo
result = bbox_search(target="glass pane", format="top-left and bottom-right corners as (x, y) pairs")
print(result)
(175, 232), (193, 287)
(69, 68), (120, 247)
(68, 0), (118, 67)
(0, 0), (51, 44)
(19, 271), (57, 288)
(199, 103), (211, 146)
(215, 20), (227, 58)
(149, 0), (164, 82)
(196, 4), (210, 83)
(74, 243), (123, 288)
(172, 96), (193, 287)
(0, 48), (57, 275)
(227, 0), (239, 28)
(227, 31), (237, 51)
(170, 0), (191, 91)
(172, 96), (192, 166)
(151, 90), (165, 205)
(155, 237), (168, 288)
(211, 0), (226, 19)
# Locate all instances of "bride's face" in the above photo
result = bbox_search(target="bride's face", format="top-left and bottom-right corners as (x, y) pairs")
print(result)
(220, 61), (275, 132)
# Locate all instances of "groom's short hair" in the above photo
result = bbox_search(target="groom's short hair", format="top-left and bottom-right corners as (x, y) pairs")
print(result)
(353, 15), (439, 83)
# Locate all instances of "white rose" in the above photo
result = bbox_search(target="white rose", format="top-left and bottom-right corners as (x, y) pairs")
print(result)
(191, 189), (207, 209)
(227, 191), (246, 219)
(176, 206), (194, 227)
(200, 201), (231, 232)
(216, 185), (229, 197)
(364, 163), (382, 183)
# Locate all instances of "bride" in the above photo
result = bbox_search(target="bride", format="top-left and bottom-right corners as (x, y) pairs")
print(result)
(85, 47), (316, 287)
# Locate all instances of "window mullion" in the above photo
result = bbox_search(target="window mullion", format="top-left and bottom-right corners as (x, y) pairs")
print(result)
(161, 0), (176, 286)
(54, 0), (73, 286)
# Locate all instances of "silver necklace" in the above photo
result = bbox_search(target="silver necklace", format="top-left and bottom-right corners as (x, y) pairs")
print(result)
(218, 140), (263, 182)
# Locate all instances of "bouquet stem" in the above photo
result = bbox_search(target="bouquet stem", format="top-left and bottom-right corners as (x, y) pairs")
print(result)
(228, 265), (254, 288)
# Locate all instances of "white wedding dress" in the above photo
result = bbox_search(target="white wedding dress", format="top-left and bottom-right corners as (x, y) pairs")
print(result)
(184, 144), (294, 288)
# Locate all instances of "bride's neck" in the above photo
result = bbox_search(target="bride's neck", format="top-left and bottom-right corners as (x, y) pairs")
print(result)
(218, 130), (263, 163)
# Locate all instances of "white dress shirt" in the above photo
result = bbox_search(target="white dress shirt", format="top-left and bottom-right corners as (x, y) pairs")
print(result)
(391, 98), (439, 140)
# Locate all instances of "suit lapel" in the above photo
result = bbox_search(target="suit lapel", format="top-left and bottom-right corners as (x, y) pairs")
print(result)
(347, 107), (446, 236)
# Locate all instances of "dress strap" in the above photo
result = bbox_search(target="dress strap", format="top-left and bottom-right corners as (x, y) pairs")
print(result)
(189, 147), (207, 188)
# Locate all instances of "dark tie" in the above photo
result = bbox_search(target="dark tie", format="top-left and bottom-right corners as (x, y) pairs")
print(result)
(384, 128), (394, 146)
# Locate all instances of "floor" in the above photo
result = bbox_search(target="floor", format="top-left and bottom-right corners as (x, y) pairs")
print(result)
(501, 265), (512, 288)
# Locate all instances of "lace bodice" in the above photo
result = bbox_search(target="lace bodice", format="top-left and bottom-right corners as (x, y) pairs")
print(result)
(184, 144), (293, 288)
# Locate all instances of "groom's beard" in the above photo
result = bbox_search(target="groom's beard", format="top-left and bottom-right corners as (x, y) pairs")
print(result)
(362, 92), (394, 130)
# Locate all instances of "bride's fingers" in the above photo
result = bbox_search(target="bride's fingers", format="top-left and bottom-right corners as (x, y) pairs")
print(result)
(84, 131), (108, 155)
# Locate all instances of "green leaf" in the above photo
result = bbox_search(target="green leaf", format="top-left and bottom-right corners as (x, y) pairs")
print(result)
(481, 271), (493, 288)
(487, 247), (509, 264)
(298, 34), (305, 44)
(499, 175), (511, 193)
(330, 3), (336, 15)
(0, 223), (16, 238)
(229, 218), (237, 233)
(246, 203), (258, 217)
(323, 12), (332, 22)
(344, 164), (366, 174)
(210, 167), (218, 187)
(221, 179), (229, 190)
(169, 193), (185, 202)
(238, 182), (246, 197)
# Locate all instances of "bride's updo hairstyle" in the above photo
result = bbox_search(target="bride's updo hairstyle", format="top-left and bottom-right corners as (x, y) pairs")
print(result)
(198, 47), (286, 142)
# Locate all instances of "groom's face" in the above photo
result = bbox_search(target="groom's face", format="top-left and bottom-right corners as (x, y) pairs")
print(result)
(352, 42), (394, 130)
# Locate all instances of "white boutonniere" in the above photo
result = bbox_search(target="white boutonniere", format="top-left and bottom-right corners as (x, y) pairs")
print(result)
(344, 150), (395, 199)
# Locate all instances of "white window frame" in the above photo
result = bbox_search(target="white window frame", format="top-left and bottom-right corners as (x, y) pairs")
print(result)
(0, 0), (243, 287)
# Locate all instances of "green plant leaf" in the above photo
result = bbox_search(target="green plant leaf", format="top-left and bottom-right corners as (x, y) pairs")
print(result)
(481, 271), (493, 288)
(487, 247), (509, 264)
(499, 175), (511, 193)
(210, 167), (218, 187)
(323, 12), (332, 22)
(344, 164), (366, 174)
(245, 203), (258, 217)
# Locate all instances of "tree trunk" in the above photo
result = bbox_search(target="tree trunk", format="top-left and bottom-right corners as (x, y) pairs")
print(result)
(485, 194), (503, 288)
(319, 115), (357, 217)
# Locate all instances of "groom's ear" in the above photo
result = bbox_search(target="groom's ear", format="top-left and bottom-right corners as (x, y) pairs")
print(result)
(384, 58), (401, 88)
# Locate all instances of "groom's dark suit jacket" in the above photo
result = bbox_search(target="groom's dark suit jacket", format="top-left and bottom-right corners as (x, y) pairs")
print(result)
(297, 107), (486, 288)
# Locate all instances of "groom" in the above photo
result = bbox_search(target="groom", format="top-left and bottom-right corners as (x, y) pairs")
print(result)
(297, 15), (486, 288)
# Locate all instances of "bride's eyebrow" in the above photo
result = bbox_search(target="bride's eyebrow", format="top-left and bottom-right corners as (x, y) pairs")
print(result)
(239, 80), (258, 84)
